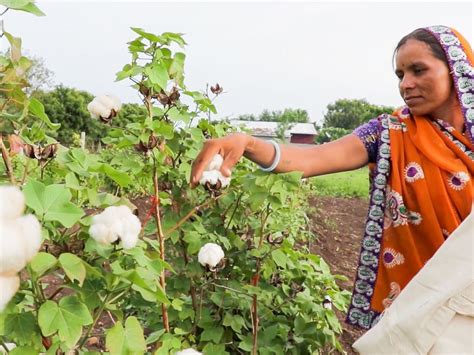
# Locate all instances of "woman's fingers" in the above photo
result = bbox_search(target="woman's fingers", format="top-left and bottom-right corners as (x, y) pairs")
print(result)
(190, 141), (219, 187)
(220, 149), (242, 177)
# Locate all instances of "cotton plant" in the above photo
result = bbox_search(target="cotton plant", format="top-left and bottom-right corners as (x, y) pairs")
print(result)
(199, 154), (231, 188)
(198, 243), (225, 268)
(0, 185), (42, 311)
(89, 205), (141, 249)
(87, 94), (122, 122)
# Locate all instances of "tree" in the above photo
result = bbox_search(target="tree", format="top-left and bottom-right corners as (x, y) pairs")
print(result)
(237, 108), (310, 123)
(323, 99), (395, 130)
(26, 55), (55, 95)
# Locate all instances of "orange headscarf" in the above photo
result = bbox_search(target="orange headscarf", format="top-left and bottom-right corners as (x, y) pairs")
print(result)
(347, 26), (474, 329)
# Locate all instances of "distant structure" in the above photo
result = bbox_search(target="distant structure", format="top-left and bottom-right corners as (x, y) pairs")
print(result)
(229, 120), (317, 144)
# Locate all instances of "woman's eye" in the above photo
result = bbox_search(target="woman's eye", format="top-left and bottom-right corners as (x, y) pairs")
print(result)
(414, 68), (425, 75)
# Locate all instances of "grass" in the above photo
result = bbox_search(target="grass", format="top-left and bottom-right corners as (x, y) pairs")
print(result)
(309, 167), (370, 199)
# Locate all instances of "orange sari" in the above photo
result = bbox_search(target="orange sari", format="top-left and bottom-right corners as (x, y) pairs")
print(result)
(347, 26), (474, 329)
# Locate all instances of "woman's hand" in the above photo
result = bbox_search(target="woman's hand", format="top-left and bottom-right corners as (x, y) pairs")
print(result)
(190, 133), (251, 188)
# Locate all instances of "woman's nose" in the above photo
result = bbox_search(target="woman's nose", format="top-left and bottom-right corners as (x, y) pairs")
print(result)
(400, 74), (416, 91)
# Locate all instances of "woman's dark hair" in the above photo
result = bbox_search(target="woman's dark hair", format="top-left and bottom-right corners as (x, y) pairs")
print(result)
(393, 28), (448, 65)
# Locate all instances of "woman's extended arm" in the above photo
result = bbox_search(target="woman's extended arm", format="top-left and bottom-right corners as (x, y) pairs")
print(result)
(190, 133), (369, 187)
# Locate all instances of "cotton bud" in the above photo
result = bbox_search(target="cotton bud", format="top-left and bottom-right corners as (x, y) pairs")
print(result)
(87, 94), (122, 123)
(0, 274), (20, 312)
(198, 243), (224, 268)
(323, 295), (332, 310)
(0, 215), (42, 274)
(0, 185), (25, 220)
(176, 349), (202, 355)
(89, 205), (141, 249)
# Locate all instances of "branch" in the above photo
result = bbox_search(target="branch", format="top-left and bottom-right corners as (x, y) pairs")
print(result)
(0, 135), (16, 184)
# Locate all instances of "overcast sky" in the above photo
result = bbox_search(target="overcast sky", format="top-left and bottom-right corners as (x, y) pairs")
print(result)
(2, 1), (473, 123)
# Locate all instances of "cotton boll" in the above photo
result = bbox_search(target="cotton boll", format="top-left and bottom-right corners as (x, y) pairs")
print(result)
(322, 295), (333, 310)
(18, 214), (42, 262)
(217, 172), (231, 188)
(176, 349), (202, 355)
(199, 170), (220, 186)
(121, 233), (138, 250)
(207, 154), (223, 171)
(0, 185), (25, 221)
(87, 99), (111, 119)
(89, 220), (119, 245)
(89, 205), (141, 248)
(108, 94), (122, 112)
(198, 243), (224, 268)
(0, 219), (28, 274)
(97, 94), (122, 113)
(0, 274), (20, 312)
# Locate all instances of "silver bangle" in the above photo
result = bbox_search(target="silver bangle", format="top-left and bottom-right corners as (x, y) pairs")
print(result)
(259, 140), (281, 172)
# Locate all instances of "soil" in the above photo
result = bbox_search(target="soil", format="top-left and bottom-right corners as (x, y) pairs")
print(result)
(307, 196), (369, 354)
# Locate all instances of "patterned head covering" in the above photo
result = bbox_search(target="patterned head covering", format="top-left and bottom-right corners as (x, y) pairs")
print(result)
(424, 26), (474, 146)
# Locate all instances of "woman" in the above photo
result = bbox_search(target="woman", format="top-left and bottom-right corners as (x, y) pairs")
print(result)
(190, 25), (474, 330)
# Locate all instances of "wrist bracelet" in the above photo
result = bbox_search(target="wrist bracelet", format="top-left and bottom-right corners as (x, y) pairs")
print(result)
(259, 140), (281, 172)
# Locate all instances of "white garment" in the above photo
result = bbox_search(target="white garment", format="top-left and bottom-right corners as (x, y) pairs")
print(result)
(352, 208), (474, 355)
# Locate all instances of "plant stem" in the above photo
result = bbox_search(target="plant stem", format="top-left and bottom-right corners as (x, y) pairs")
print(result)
(0, 135), (16, 184)
(78, 293), (111, 349)
(152, 156), (170, 333)
(163, 192), (228, 238)
(251, 204), (271, 355)
(179, 231), (198, 320)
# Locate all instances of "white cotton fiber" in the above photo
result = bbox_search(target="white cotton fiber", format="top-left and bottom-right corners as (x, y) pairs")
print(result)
(0, 185), (25, 221)
(198, 243), (225, 268)
(0, 274), (20, 311)
(87, 99), (111, 119)
(18, 214), (42, 263)
(207, 154), (223, 171)
(89, 205), (141, 249)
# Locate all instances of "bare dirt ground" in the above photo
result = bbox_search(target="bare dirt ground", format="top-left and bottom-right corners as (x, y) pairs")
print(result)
(308, 196), (369, 354)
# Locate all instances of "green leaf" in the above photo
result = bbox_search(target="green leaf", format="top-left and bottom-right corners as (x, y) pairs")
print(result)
(10, 346), (38, 355)
(152, 120), (174, 140)
(202, 343), (228, 355)
(124, 316), (146, 353)
(271, 249), (288, 268)
(59, 253), (86, 286)
(223, 313), (246, 333)
(106, 317), (146, 355)
(0, 0), (45, 16)
(23, 180), (84, 227)
(38, 296), (93, 348)
(106, 321), (126, 354)
(3, 31), (21, 61)
(0, 0), (31, 8)
(130, 27), (162, 43)
(96, 164), (133, 187)
(5, 312), (42, 348)
(145, 63), (169, 90)
(28, 98), (60, 130)
(65, 172), (84, 190)
(200, 326), (224, 343)
(30, 252), (57, 276)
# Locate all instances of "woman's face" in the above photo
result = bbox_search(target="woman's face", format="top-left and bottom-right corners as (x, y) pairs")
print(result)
(395, 39), (456, 118)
